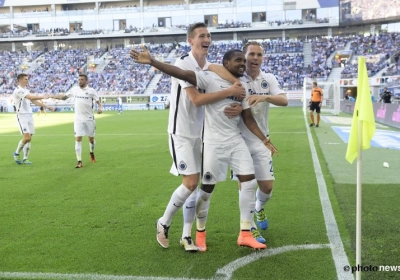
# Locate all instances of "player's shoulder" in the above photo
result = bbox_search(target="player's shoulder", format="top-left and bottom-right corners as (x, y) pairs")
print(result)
(260, 71), (278, 81)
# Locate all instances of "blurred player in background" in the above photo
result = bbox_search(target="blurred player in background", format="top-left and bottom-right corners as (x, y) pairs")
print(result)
(12, 73), (54, 165)
(37, 106), (47, 116)
(309, 81), (323, 127)
(117, 95), (122, 114)
(53, 74), (103, 168)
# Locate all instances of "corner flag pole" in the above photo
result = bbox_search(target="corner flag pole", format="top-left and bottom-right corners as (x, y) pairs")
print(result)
(356, 120), (362, 280)
(345, 56), (376, 280)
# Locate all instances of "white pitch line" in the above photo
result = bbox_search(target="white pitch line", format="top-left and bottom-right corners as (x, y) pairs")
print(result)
(0, 272), (207, 280)
(215, 243), (331, 279)
(304, 114), (352, 280)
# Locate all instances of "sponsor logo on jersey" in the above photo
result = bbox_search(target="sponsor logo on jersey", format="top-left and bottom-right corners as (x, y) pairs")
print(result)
(248, 88), (270, 96)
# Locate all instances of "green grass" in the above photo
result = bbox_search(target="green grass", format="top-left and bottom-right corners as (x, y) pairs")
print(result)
(0, 107), (399, 279)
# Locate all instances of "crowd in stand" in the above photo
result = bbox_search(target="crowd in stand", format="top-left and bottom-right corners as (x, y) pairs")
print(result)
(1, 34), (400, 96)
(0, 50), (43, 93)
(89, 44), (173, 95)
(341, 33), (400, 78)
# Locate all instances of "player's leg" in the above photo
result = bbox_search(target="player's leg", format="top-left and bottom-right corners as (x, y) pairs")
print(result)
(309, 106), (315, 126)
(180, 174), (200, 251)
(75, 135), (83, 168)
(232, 140), (266, 249)
(156, 134), (200, 249)
(89, 136), (96, 162)
(22, 134), (32, 164)
(249, 138), (275, 231)
(87, 120), (96, 162)
(195, 143), (227, 251)
(14, 115), (33, 165)
(14, 133), (30, 165)
(180, 137), (202, 251)
(316, 106), (321, 127)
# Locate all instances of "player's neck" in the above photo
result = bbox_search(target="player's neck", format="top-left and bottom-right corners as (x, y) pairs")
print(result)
(246, 69), (260, 80)
(192, 52), (207, 69)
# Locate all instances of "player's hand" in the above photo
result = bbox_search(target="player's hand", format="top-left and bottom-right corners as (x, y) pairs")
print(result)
(228, 81), (246, 99)
(262, 137), (278, 156)
(47, 106), (55, 112)
(130, 46), (152, 64)
(97, 108), (103, 114)
(224, 103), (242, 118)
(246, 95), (267, 106)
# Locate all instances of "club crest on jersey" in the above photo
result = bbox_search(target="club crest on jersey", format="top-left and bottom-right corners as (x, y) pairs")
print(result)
(261, 80), (269, 89)
(203, 172), (213, 181)
(179, 161), (187, 170)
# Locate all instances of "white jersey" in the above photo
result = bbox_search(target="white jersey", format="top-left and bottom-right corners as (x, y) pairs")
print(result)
(12, 86), (32, 114)
(117, 97), (122, 105)
(238, 71), (284, 141)
(167, 51), (210, 138)
(66, 86), (99, 121)
(195, 71), (250, 144)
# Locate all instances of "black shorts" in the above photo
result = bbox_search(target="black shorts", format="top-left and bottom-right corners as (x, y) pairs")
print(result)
(309, 102), (321, 113)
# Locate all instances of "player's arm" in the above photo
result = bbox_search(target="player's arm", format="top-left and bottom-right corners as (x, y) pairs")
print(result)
(130, 46), (197, 85)
(208, 63), (238, 84)
(205, 64), (245, 116)
(31, 100), (54, 111)
(246, 93), (288, 106)
(185, 81), (245, 107)
(96, 100), (103, 114)
(246, 75), (288, 106)
(25, 93), (50, 101)
(241, 108), (268, 142)
(319, 90), (323, 106)
(242, 108), (278, 156)
(52, 94), (69, 100)
(224, 103), (243, 118)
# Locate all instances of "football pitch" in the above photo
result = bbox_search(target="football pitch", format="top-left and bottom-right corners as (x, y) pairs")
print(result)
(0, 107), (399, 280)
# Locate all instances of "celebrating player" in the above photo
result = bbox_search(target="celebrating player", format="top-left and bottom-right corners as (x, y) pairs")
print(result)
(131, 47), (274, 250)
(131, 23), (245, 252)
(52, 74), (103, 168)
(12, 73), (54, 165)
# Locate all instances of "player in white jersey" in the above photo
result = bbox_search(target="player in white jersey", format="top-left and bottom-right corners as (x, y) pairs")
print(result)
(210, 41), (288, 243)
(131, 23), (245, 251)
(12, 73), (54, 165)
(53, 74), (103, 168)
(117, 95), (122, 114)
(131, 48), (275, 250)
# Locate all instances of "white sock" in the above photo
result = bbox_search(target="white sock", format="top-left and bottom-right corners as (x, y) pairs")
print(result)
(196, 189), (213, 231)
(23, 142), (31, 160)
(16, 140), (25, 155)
(182, 188), (197, 238)
(75, 141), (82, 161)
(255, 188), (272, 212)
(89, 141), (95, 153)
(238, 189), (257, 229)
(160, 184), (192, 226)
(239, 179), (257, 230)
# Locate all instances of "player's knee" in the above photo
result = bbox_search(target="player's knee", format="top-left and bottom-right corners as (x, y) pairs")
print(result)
(201, 184), (215, 194)
(259, 181), (273, 194)
(182, 174), (199, 191)
(237, 174), (255, 182)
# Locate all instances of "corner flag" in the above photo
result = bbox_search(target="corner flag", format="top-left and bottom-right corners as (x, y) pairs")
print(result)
(345, 56), (376, 164)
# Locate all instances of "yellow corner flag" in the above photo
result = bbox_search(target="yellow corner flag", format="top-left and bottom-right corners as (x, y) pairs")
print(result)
(345, 56), (376, 163)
